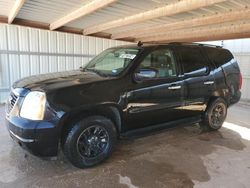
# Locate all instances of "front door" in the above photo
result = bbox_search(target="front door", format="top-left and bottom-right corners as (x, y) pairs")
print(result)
(124, 47), (185, 130)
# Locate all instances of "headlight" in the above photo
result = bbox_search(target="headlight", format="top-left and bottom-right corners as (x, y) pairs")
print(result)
(20, 91), (46, 120)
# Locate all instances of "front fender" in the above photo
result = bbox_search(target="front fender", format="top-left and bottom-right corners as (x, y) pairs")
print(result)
(57, 102), (125, 144)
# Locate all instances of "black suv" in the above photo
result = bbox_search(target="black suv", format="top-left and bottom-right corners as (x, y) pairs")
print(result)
(6, 42), (241, 168)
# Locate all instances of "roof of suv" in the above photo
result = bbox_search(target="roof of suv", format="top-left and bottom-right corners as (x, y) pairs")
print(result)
(113, 42), (223, 50)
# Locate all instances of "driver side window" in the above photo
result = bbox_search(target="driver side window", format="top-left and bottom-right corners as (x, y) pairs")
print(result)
(138, 48), (177, 79)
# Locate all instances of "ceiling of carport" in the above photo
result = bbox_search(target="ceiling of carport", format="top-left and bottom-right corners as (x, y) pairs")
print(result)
(0, 0), (250, 43)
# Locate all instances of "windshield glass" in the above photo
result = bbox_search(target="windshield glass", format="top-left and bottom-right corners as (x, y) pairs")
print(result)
(85, 48), (139, 76)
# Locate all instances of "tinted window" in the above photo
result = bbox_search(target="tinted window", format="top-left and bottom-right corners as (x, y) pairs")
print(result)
(179, 47), (208, 74)
(138, 48), (177, 78)
(205, 48), (234, 67)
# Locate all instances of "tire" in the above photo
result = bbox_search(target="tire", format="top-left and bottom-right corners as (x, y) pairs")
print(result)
(200, 98), (227, 132)
(63, 116), (117, 168)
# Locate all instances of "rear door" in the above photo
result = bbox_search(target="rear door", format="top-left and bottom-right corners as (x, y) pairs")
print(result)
(175, 46), (215, 118)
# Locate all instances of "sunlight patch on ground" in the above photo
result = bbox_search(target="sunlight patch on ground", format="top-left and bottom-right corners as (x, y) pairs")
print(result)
(223, 122), (250, 141)
(118, 174), (139, 188)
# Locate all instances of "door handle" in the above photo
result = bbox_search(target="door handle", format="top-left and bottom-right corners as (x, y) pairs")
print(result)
(168, 85), (181, 90)
(204, 81), (214, 85)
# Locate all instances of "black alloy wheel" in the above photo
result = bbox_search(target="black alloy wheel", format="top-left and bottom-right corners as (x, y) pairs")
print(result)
(200, 98), (228, 131)
(210, 103), (227, 129)
(63, 116), (117, 168)
(76, 125), (109, 159)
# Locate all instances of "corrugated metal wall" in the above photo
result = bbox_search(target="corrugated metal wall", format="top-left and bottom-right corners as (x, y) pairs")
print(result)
(223, 39), (250, 101)
(0, 24), (130, 102)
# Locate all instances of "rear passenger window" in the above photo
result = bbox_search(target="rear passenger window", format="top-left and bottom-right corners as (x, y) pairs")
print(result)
(179, 47), (208, 74)
(205, 48), (234, 67)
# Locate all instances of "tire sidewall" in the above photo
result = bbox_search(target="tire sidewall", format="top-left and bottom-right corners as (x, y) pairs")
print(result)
(205, 98), (227, 130)
(64, 116), (117, 168)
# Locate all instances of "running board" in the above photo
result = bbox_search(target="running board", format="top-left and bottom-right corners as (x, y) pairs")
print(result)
(120, 116), (201, 139)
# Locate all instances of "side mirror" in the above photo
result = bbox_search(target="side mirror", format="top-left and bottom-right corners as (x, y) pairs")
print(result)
(134, 68), (157, 81)
(184, 67), (209, 78)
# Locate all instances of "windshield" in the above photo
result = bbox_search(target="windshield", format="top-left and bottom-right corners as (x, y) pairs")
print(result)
(84, 48), (139, 76)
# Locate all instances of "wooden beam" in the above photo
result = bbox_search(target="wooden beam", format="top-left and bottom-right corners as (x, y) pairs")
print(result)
(0, 16), (8, 23)
(83, 0), (226, 35)
(0, 17), (134, 42)
(158, 32), (250, 43)
(138, 23), (250, 42)
(8, 0), (25, 24)
(112, 8), (250, 39)
(50, 0), (117, 30)
(12, 18), (49, 30)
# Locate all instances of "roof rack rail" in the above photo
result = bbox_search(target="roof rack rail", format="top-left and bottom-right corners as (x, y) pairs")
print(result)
(168, 42), (222, 48)
(141, 41), (223, 48)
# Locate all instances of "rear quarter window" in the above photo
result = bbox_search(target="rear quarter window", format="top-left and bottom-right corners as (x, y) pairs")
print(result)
(205, 48), (234, 67)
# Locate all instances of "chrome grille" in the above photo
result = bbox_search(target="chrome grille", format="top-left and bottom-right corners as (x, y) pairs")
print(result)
(7, 90), (18, 114)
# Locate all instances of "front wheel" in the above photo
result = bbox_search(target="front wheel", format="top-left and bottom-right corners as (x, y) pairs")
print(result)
(200, 98), (227, 131)
(63, 116), (117, 168)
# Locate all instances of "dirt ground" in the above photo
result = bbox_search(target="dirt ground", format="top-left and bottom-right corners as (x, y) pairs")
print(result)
(0, 103), (250, 188)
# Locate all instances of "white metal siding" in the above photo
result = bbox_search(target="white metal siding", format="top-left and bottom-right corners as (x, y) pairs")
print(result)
(0, 24), (130, 102)
(224, 39), (250, 101)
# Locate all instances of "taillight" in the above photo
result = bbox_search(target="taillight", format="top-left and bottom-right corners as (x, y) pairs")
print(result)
(239, 73), (243, 90)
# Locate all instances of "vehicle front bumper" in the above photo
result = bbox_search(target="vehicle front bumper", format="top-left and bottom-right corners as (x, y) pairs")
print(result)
(6, 115), (60, 157)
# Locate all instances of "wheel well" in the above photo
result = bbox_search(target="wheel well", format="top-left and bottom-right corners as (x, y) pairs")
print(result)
(207, 96), (228, 108)
(59, 106), (122, 146)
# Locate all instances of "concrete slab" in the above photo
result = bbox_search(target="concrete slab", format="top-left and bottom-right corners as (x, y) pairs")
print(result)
(0, 104), (250, 188)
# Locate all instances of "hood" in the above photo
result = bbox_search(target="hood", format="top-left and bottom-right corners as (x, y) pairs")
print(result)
(12, 70), (109, 92)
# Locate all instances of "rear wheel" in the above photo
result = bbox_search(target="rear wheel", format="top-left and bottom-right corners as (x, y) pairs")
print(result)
(63, 116), (117, 168)
(200, 98), (227, 131)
